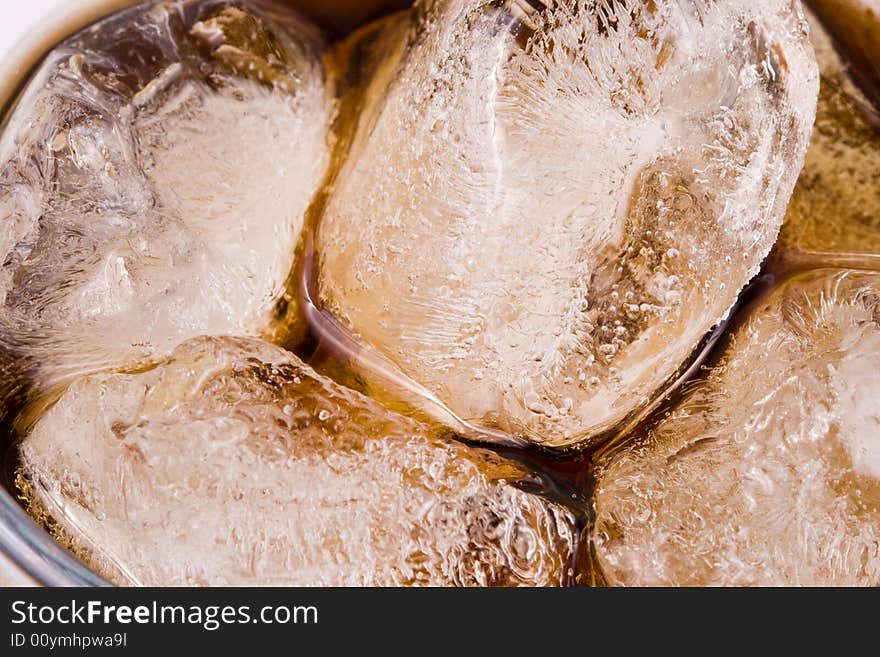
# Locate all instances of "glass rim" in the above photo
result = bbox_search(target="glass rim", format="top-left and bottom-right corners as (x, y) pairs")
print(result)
(0, 486), (108, 586)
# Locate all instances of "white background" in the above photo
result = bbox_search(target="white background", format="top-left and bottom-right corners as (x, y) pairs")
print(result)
(0, 1), (64, 61)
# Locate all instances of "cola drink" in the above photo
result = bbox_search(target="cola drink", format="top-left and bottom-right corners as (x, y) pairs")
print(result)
(0, 0), (878, 588)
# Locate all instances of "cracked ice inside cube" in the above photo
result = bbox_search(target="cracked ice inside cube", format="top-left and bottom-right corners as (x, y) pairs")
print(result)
(314, 0), (819, 448)
(0, 0), (332, 388)
(17, 336), (578, 586)
(592, 269), (880, 586)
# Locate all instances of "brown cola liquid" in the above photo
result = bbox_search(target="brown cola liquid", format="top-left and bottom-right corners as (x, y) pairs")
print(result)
(2, 0), (879, 587)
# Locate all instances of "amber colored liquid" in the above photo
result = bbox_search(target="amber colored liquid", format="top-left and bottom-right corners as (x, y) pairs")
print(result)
(2, 0), (879, 588)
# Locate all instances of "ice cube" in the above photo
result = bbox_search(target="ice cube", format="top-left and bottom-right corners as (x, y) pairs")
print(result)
(777, 9), (880, 258)
(313, 0), (819, 448)
(17, 336), (578, 586)
(592, 269), (880, 586)
(0, 0), (332, 388)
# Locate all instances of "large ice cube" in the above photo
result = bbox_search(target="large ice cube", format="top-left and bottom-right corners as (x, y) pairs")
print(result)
(592, 269), (880, 586)
(777, 8), (880, 257)
(0, 0), (332, 388)
(314, 0), (819, 448)
(17, 336), (578, 586)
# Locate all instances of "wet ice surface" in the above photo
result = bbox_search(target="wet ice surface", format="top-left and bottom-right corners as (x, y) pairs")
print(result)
(592, 269), (880, 586)
(315, 0), (819, 448)
(0, 0), (332, 388)
(777, 9), (880, 258)
(17, 336), (578, 586)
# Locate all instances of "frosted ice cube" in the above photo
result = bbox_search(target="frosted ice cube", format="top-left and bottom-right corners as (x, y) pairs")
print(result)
(313, 0), (819, 448)
(777, 9), (880, 258)
(17, 336), (578, 586)
(592, 269), (880, 586)
(0, 0), (332, 388)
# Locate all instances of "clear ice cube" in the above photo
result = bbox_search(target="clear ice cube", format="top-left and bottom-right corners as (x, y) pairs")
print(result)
(592, 269), (880, 586)
(313, 0), (819, 448)
(0, 0), (332, 388)
(17, 336), (578, 586)
(777, 8), (880, 258)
